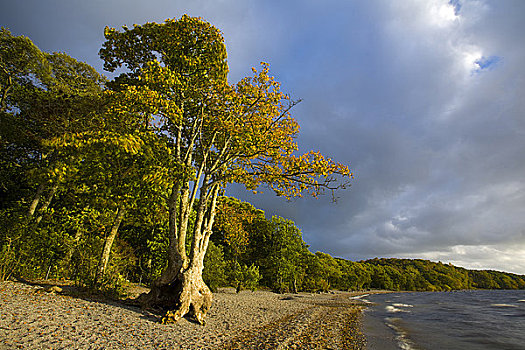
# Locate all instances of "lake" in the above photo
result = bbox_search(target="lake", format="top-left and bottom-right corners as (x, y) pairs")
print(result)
(362, 290), (525, 349)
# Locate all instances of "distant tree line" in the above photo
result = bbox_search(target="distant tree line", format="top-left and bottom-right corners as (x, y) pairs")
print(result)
(201, 197), (525, 293)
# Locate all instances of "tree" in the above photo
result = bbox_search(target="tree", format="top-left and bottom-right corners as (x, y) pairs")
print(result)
(0, 29), (108, 280)
(99, 15), (352, 324)
(1, 28), (52, 210)
(0, 27), (51, 114)
(1, 28), (105, 213)
(48, 78), (177, 286)
(258, 216), (308, 293)
(202, 240), (227, 292)
(315, 251), (342, 290)
(213, 196), (263, 262)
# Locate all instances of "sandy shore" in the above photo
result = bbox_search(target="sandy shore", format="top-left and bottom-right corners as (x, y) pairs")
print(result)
(0, 281), (367, 349)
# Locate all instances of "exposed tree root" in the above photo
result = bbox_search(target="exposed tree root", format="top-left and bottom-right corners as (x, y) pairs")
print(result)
(138, 267), (212, 325)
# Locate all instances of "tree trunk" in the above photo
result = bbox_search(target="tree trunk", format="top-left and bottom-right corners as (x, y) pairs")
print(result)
(63, 228), (83, 268)
(141, 262), (212, 325)
(138, 181), (219, 325)
(27, 183), (45, 217)
(151, 184), (184, 287)
(35, 184), (58, 225)
(94, 206), (125, 285)
(0, 69), (12, 112)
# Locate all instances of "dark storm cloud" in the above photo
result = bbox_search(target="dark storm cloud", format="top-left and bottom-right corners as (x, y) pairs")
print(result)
(2, 0), (524, 273)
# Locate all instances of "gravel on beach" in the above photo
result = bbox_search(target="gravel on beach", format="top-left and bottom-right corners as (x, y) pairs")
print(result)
(0, 281), (367, 349)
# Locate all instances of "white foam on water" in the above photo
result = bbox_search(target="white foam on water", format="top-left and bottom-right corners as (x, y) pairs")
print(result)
(393, 303), (414, 308)
(490, 303), (518, 308)
(349, 294), (373, 304)
(518, 300), (525, 302)
(349, 294), (369, 300)
(386, 305), (410, 313)
(385, 317), (420, 350)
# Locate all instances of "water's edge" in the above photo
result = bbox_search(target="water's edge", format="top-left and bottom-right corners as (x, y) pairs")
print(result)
(362, 309), (399, 350)
(360, 290), (525, 350)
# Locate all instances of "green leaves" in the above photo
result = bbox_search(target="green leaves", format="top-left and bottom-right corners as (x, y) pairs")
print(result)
(0, 27), (52, 112)
(99, 15), (353, 204)
(100, 14), (228, 87)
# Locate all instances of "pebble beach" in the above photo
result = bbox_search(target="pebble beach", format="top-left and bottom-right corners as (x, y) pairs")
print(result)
(0, 281), (367, 349)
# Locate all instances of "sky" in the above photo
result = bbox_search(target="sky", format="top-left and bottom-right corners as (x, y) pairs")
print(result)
(2, 0), (525, 274)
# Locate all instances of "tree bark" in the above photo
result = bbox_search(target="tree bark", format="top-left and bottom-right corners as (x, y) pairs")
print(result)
(153, 184), (183, 287)
(94, 206), (125, 285)
(138, 254), (213, 325)
(34, 184), (58, 225)
(138, 181), (219, 325)
(0, 68), (12, 112)
(27, 183), (45, 217)
(63, 228), (83, 268)
(161, 265), (212, 325)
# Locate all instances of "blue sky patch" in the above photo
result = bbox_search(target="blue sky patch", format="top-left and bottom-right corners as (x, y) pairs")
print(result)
(474, 55), (502, 72)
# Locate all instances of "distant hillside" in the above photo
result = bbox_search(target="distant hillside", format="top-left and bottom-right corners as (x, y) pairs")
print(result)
(348, 257), (525, 291)
(204, 197), (525, 293)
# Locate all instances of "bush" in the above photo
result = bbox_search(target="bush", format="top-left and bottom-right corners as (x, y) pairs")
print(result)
(228, 261), (261, 292)
(203, 241), (227, 292)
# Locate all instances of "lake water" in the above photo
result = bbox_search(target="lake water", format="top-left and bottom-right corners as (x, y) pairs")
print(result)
(361, 290), (525, 350)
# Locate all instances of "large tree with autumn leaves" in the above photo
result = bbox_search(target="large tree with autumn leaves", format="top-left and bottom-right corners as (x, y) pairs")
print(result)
(99, 15), (352, 324)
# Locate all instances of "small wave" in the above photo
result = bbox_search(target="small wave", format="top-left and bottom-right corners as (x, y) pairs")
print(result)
(518, 300), (525, 302)
(385, 317), (419, 350)
(393, 303), (414, 308)
(490, 304), (518, 308)
(349, 294), (369, 300)
(349, 294), (373, 304)
(386, 305), (410, 313)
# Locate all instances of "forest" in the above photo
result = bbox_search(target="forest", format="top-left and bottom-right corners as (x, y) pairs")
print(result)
(1, 16), (524, 324)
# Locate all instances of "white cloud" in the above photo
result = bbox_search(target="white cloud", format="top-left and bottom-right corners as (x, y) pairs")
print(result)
(462, 47), (484, 71)
(428, 1), (460, 27)
(403, 244), (525, 275)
